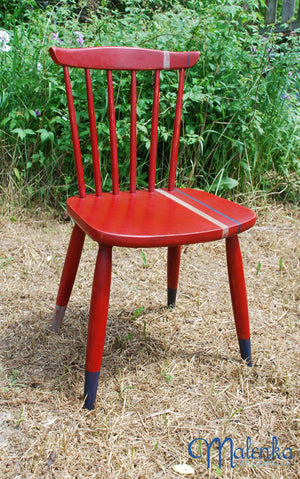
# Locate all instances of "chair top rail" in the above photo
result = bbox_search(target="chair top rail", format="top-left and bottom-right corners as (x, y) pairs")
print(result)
(49, 46), (200, 71)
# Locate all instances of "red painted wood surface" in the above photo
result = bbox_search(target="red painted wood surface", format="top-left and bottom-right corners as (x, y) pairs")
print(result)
(66, 188), (256, 247)
(130, 71), (137, 193)
(167, 246), (181, 290)
(168, 68), (185, 191)
(50, 45), (256, 408)
(85, 246), (112, 373)
(85, 68), (102, 195)
(49, 46), (200, 71)
(107, 70), (119, 194)
(55, 224), (86, 307)
(226, 235), (250, 340)
(63, 66), (86, 198)
(149, 70), (160, 192)
(51, 47), (200, 198)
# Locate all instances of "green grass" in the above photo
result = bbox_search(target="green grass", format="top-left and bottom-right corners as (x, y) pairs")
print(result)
(0, 0), (299, 209)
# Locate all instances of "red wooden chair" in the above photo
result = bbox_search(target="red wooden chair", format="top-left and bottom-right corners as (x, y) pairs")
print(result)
(49, 46), (256, 410)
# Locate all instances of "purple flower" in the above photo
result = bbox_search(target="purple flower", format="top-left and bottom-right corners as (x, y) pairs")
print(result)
(74, 31), (84, 47)
(288, 71), (292, 77)
(52, 32), (61, 43)
(35, 110), (41, 117)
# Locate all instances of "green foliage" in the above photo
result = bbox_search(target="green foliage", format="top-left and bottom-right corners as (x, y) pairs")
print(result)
(140, 251), (149, 268)
(256, 261), (262, 275)
(0, 0), (37, 27)
(5, 369), (25, 390)
(0, 0), (299, 209)
(132, 306), (145, 320)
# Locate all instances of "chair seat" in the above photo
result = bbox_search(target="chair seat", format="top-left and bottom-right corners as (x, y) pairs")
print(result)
(67, 188), (256, 247)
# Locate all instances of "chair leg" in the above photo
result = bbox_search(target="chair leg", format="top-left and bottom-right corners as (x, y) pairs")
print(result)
(53, 224), (85, 331)
(84, 245), (112, 410)
(167, 246), (181, 308)
(226, 235), (252, 367)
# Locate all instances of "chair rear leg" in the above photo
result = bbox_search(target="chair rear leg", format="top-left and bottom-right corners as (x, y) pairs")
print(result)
(84, 245), (112, 410)
(167, 246), (181, 308)
(226, 235), (252, 366)
(53, 224), (85, 331)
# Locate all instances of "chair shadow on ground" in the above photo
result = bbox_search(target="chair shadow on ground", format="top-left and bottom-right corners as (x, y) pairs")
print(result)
(1, 303), (241, 400)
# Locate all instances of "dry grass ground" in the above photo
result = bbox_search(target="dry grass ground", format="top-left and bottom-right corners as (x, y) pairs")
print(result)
(0, 202), (299, 478)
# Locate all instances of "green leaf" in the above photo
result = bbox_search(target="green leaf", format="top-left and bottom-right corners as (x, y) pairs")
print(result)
(220, 177), (239, 190)
(37, 129), (54, 143)
(256, 261), (261, 275)
(13, 167), (21, 180)
(132, 306), (145, 320)
(24, 129), (35, 135)
(12, 128), (35, 140)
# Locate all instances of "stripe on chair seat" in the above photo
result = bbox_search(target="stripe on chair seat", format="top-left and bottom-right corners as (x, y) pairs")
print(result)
(157, 189), (241, 238)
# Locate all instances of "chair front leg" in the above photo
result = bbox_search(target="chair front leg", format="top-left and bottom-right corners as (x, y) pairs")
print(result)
(226, 235), (252, 366)
(84, 245), (112, 410)
(167, 246), (181, 308)
(53, 224), (86, 331)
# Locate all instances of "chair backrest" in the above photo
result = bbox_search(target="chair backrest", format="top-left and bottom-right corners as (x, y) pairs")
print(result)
(49, 46), (200, 198)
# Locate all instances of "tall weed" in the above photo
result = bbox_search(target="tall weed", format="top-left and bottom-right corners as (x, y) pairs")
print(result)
(0, 0), (299, 208)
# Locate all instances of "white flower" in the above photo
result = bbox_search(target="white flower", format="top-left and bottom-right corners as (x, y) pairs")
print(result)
(0, 29), (11, 52)
(0, 30), (9, 43)
(37, 62), (43, 71)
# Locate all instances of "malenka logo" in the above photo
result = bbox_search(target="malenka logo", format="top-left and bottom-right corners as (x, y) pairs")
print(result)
(188, 436), (294, 469)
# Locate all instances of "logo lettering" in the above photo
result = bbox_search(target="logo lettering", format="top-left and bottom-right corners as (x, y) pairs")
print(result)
(188, 436), (293, 469)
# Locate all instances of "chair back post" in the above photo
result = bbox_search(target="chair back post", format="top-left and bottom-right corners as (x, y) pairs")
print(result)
(85, 68), (102, 196)
(107, 70), (119, 195)
(168, 68), (185, 192)
(63, 66), (86, 198)
(148, 69), (160, 193)
(130, 70), (137, 193)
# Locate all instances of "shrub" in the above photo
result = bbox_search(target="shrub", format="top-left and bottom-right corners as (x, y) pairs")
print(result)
(0, 0), (299, 209)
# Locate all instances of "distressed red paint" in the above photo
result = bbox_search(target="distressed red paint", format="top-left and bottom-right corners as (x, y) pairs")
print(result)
(49, 46), (256, 409)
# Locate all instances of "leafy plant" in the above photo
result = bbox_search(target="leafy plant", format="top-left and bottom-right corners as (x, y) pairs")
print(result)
(132, 306), (145, 320)
(256, 261), (262, 275)
(0, 255), (14, 268)
(140, 251), (149, 268)
(15, 408), (25, 428)
(0, 0), (299, 210)
(279, 257), (284, 271)
(5, 369), (25, 390)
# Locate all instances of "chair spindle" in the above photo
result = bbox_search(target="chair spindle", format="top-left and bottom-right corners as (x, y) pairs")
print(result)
(148, 70), (160, 192)
(130, 71), (137, 193)
(107, 70), (119, 195)
(63, 66), (86, 198)
(168, 68), (185, 191)
(85, 68), (102, 196)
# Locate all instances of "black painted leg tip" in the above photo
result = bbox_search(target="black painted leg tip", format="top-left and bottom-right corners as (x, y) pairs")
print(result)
(168, 288), (177, 308)
(238, 338), (252, 367)
(84, 370), (100, 410)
